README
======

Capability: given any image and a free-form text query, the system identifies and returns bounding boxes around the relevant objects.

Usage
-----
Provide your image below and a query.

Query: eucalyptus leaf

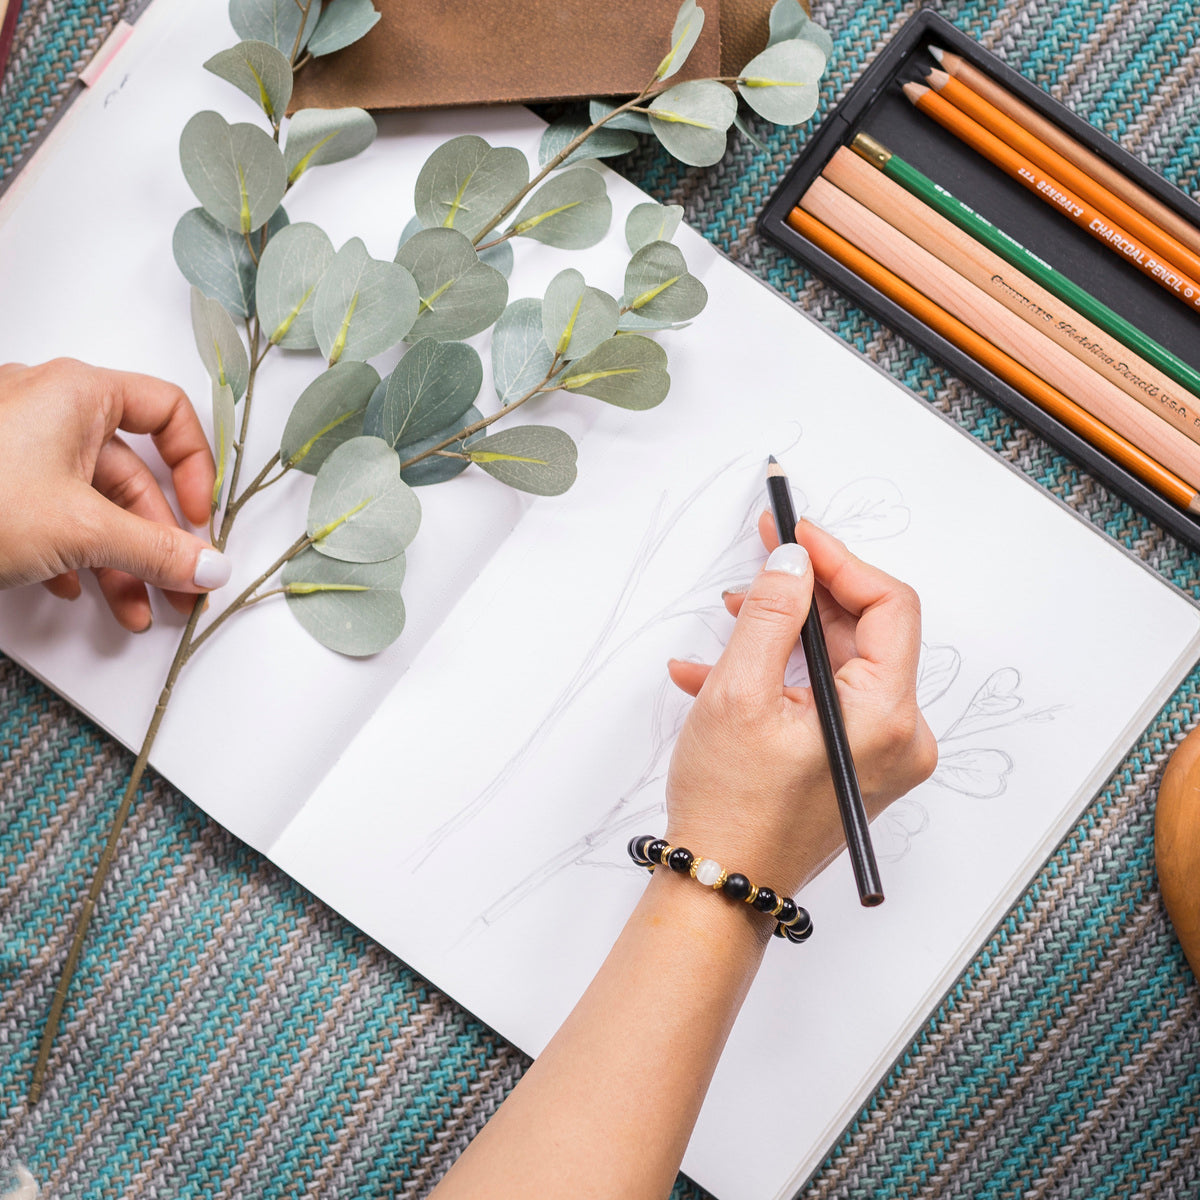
[172,205,289,319]
[625,202,684,252]
[738,39,826,126]
[542,269,618,359]
[283,547,406,657]
[492,298,554,405]
[414,135,529,241]
[229,0,319,57]
[211,381,237,509]
[589,100,653,134]
[307,436,421,562]
[479,238,514,278]
[657,0,705,79]
[204,40,293,121]
[766,0,833,58]
[284,107,377,185]
[509,169,611,249]
[559,335,670,409]
[307,0,381,56]
[538,118,638,168]
[365,338,482,448]
[395,228,508,342]
[617,310,692,333]
[648,80,736,167]
[732,109,770,153]
[256,221,335,348]
[313,238,420,364]
[180,111,287,234]
[396,405,482,486]
[622,240,708,322]
[280,360,379,473]
[467,425,578,496]
[190,287,250,400]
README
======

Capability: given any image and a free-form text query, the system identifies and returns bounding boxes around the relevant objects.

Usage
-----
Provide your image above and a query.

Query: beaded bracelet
[627,835,813,943]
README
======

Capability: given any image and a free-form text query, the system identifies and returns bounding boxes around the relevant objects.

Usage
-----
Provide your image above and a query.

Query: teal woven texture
[3,1,1200,1197]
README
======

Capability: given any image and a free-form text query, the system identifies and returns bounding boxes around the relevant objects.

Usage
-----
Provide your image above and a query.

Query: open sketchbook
[2,3,1199,1197]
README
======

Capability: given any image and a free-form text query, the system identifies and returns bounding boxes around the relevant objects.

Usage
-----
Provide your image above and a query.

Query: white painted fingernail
[193,548,232,590]
[764,543,810,577]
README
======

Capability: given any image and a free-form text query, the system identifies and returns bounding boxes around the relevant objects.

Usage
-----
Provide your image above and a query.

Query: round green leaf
[538,118,638,169]
[307,0,381,56]
[766,0,833,58]
[190,287,250,400]
[622,240,708,322]
[401,211,517,277]
[173,204,289,319]
[283,547,406,657]
[559,334,670,410]
[256,221,335,348]
[467,425,578,496]
[738,39,826,126]
[396,405,482,487]
[588,100,653,134]
[395,228,508,342]
[180,110,287,234]
[280,360,379,473]
[308,436,421,562]
[657,0,705,79]
[648,80,736,167]
[365,338,482,448]
[492,298,554,405]
[542,269,618,359]
[313,238,420,364]
[211,381,237,509]
[617,310,693,333]
[203,40,293,121]
[413,135,529,241]
[510,168,611,249]
[625,202,684,252]
[229,0,319,58]
[732,109,771,153]
[284,107,377,185]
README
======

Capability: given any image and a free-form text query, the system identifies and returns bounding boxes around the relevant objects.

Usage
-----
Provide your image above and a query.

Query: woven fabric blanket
[2,1,1199,1197]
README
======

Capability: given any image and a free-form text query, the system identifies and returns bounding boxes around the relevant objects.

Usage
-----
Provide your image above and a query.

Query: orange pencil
[925,67,1200,287]
[929,46,1200,263]
[786,195,1200,514]
[904,82,1200,317]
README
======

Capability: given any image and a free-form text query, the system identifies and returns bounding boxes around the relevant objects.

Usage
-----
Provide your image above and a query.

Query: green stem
[242,231,260,266]
[288,0,313,65]
[216,323,263,548]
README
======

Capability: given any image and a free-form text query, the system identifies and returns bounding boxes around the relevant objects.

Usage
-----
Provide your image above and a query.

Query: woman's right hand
[664,514,938,898]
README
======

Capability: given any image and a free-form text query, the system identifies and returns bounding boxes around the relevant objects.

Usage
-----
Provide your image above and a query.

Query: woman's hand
[665,514,938,896]
[0,359,230,632]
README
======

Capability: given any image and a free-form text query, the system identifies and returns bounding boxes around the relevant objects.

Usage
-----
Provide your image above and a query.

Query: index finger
[93,366,215,528]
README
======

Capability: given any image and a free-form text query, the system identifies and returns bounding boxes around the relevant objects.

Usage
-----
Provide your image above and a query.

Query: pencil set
[759,11,1200,547]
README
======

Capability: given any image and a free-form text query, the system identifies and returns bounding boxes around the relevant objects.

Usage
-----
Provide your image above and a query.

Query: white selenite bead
[694,858,723,887]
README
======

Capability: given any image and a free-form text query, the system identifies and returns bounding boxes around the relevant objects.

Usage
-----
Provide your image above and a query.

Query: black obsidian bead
[722,873,751,901]
[647,839,669,866]
[752,886,778,913]
[780,917,813,943]
[777,897,799,926]
[627,835,654,865]
[667,847,694,873]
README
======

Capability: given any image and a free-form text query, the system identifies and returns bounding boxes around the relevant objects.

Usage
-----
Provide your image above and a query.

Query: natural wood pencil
[784,203,1200,513]
[925,67,1200,287]
[797,175,1200,492]
[904,82,1200,317]
[824,145,1200,448]
[929,45,1200,262]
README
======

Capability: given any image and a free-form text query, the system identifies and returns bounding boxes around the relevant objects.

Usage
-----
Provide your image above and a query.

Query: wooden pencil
[765,456,883,907]
[925,66,1200,287]
[797,175,1200,491]
[785,203,1200,514]
[903,82,1200,317]
[824,144,1200,448]
[929,45,1200,262]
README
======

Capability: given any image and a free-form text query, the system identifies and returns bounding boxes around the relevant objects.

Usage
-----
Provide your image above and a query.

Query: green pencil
[851,131,1200,403]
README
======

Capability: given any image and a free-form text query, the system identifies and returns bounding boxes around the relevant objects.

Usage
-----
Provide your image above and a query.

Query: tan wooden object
[1156,724,1200,980]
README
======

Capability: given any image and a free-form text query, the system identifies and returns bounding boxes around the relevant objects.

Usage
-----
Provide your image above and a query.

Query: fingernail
[721,586,748,599]
[193,548,232,590]
[764,543,811,577]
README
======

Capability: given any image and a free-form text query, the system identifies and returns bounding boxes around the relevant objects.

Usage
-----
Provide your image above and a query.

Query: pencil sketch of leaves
[818,477,910,542]
[932,747,1014,799]
[916,643,961,710]
[876,797,930,862]
[942,667,1022,741]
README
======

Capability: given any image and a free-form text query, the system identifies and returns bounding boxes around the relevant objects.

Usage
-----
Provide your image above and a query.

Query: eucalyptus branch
[217,323,262,548]
[288,0,313,65]
[242,231,260,266]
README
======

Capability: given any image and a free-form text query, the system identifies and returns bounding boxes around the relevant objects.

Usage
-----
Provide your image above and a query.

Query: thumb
[711,542,814,692]
[72,491,232,593]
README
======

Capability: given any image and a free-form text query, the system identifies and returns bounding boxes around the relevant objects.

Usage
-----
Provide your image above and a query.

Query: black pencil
[766,456,884,907]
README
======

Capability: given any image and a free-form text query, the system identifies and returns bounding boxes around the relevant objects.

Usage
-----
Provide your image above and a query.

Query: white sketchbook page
[0,0,643,849]
[271,245,1200,1199]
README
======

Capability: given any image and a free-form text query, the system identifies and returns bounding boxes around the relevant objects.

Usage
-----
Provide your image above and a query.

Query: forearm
[430,866,771,1199]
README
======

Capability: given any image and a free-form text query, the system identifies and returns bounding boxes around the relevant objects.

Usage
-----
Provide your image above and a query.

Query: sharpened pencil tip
[902,81,928,104]
[927,66,950,90]
[768,454,778,464]
[928,43,945,64]
[766,456,785,478]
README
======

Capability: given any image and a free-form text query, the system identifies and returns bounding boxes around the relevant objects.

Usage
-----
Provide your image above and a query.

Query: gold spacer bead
[689,857,703,880]
[770,895,786,918]
[714,868,728,890]
[745,883,759,905]
[660,843,674,866]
